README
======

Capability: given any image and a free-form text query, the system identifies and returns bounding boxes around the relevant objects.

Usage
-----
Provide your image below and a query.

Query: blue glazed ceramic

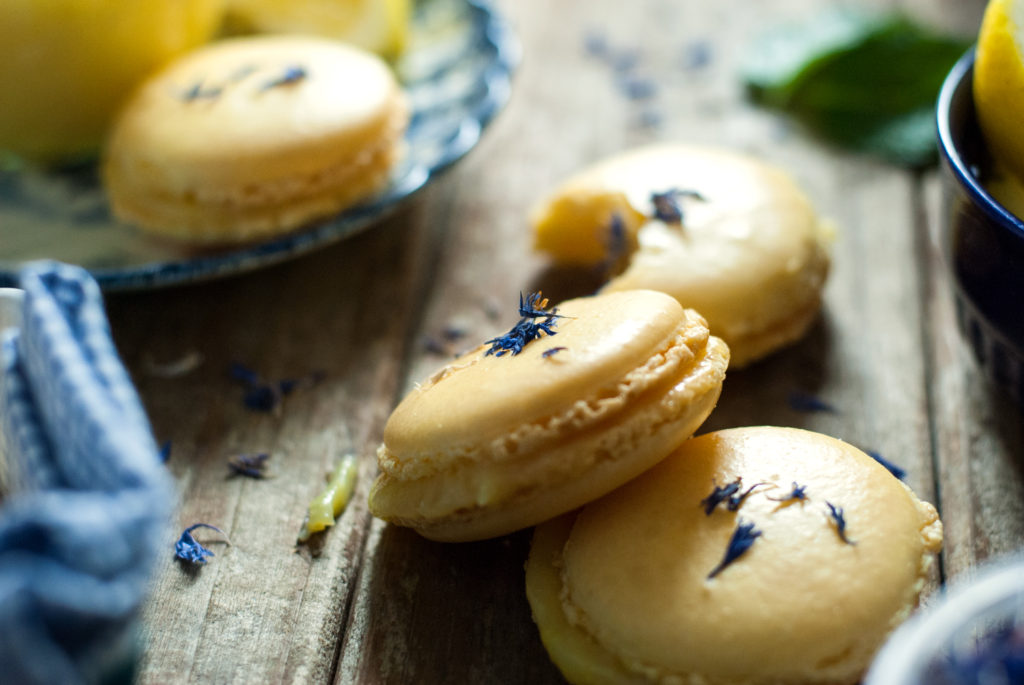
[936,49,1024,404]
[0,0,517,291]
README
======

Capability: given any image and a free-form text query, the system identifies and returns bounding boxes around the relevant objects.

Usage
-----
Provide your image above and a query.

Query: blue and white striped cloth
[0,262,171,684]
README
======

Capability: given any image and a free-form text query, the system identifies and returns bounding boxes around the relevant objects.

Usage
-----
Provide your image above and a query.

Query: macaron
[531,144,834,368]
[103,35,408,244]
[526,426,943,685]
[368,290,730,542]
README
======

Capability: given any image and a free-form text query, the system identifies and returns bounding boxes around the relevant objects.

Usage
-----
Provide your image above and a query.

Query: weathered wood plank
[920,173,1024,582]
[109,195,446,683]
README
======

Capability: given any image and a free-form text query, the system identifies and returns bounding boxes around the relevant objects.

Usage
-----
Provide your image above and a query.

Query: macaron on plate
[0,0,516,290]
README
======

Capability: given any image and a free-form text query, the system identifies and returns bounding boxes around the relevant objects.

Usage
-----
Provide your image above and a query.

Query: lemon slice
[225,0,410,58]
[975,0,1024,183]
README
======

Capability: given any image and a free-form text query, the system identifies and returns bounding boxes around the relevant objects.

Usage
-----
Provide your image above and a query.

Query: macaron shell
[531,427,941,685]
[103,35,407,241]
[534,144,832,367]
[383,290,692,465]
[108,36,400,184]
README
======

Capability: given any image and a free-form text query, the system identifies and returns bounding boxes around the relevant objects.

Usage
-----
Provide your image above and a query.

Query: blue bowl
[936,48,1024,404]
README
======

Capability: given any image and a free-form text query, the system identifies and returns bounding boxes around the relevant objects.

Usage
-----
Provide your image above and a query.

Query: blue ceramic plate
[0,0,516,290]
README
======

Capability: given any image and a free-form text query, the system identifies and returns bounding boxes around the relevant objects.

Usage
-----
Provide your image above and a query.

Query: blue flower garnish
[787,390,837,413]
[866,449,906,480]
[701,478,742,515]
[228,452,270,479]
[158,440,172,463]
[485,292,563,357]
[599,213,630,275]
[174,523,228,565]
[517,292,564,320]
[229,362,324,413]
[825,502,855,545]
[708,519,762,579]
[726,482,766,511]
[650,188,705,225]
[768,482,808,503]
[262,65,307,90]
[542,346,568,358]
[180,81,222,102]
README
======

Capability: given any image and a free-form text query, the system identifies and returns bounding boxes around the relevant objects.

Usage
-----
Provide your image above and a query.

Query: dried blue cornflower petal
[542,347,568,358]
[708,519,762,579]
[768,482,808,503]
[485,292,562,357]
[701,478,743,515]
[180,81,222,102]
[611,48,640,72]
[485,318,558,356]
[619,75,657,100]
[727,482,766,511]
[174,523,228,565]
[228,452,270,479]
[866,449,906,480]
[583,30,609,58]
[229,362,261,386]
[599,213,631,275]
[158,440,172,463]
[681,41,713,70]
[787,390,837,413]
[650,188,706,225]
[637,109,663,129]
[517,292,566,321]
[262,65,307,90]
[229,362,324,413]
[825,502,855,545]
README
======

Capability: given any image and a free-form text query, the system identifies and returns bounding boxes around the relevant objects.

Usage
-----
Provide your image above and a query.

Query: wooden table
[104,0,1024,681]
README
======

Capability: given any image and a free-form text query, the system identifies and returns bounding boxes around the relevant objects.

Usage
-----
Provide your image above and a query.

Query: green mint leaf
[742,10,972,167]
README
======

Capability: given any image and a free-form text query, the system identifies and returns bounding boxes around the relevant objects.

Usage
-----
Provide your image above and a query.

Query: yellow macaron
[103,34,408,244]
[531,144,834,368]
[526,426,942,685]
[368,290,730,542]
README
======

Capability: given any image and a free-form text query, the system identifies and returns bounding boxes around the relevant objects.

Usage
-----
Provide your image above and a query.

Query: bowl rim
[864,553,1024,683]
[936,47,1024,243]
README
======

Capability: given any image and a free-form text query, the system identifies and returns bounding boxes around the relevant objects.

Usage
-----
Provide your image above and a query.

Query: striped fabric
[0,262,171,685]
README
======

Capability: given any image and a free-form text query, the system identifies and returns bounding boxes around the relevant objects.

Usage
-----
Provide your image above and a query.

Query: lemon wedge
[0,0,224,165]
[225,0,410,58]
[975,0,1024,183]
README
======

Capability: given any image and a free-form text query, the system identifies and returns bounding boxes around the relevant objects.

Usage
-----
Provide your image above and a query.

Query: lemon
[225,0,411,58]
[975,0,1024,183]
[0,0,225,165]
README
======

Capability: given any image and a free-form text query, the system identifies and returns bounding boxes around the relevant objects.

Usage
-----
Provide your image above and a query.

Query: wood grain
[99,0,1024,682]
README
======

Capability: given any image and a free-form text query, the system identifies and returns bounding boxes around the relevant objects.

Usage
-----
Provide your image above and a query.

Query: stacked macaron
[103,35,408,244]
[368,146,940,685]
[370,290,729,541]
